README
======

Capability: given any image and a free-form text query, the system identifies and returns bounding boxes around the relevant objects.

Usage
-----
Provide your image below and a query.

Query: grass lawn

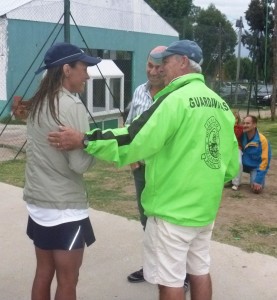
[257,118,277,156]
[0,118,276,257]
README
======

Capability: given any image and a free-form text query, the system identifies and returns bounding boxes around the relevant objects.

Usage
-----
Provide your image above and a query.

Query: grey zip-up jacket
[24,88,93,209]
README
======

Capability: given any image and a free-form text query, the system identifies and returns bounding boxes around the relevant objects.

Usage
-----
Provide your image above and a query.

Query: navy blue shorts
[27,216,96,250]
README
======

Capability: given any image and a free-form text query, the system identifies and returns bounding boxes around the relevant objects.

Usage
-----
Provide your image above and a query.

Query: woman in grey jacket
[24,42,101,300]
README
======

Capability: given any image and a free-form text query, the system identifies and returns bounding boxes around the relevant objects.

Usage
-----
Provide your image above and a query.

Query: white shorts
[143,217,214,287]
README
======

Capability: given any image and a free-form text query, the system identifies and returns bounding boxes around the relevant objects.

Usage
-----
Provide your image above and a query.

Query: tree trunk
[271,0,277,120]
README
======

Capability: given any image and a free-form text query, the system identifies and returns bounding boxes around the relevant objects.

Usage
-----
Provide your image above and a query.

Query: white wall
[4,0,178,36]
[0,18,7,101]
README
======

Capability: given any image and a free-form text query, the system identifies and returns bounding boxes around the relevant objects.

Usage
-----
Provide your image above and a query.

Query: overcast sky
[193,0,250,26]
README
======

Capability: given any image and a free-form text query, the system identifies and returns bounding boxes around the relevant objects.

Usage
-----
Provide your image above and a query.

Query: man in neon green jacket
[49,40,239,300]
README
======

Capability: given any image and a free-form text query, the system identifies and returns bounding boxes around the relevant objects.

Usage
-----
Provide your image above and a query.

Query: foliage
[224,57,252,81]
[145,0,193,38]
[242,0,275,82]
[245,0,274,32]
[240,58,253,80]
[193,5,237,79]
[145,1,238,81]
[223,56,237,80]
[145,0,192,18]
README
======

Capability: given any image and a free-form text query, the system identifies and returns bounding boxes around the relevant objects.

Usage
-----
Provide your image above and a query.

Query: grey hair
[188,59,202,73]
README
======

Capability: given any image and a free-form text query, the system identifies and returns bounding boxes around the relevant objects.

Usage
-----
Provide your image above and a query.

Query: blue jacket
[241,130,271,184]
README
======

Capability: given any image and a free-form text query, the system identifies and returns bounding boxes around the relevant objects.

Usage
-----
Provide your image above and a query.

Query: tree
[145,0,192,18]
[240,58,253,80]
[245,0,274,32]
[224,57,252,81]
[144,0,193,38]
[242,0,275,83]
[193,5,237,80]
[145,2,237,82]
[223,56,237,80]
[271,0,277,120]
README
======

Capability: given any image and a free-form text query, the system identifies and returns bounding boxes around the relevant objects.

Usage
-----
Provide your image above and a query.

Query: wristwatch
[82,134,90,148]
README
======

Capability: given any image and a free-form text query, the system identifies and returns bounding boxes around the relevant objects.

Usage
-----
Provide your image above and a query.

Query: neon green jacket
[85,73,239,226]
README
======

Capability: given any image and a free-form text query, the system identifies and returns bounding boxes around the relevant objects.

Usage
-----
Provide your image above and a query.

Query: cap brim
[79,53,102,66]
[35,54,102,75]
[148,55,163,65]
[150,50,174,60]
[35,66,47,75]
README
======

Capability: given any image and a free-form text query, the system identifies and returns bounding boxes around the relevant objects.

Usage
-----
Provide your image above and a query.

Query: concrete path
[1,182,277,300]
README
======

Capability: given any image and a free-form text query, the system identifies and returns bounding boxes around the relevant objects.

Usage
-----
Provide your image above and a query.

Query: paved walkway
[1,182,277,300]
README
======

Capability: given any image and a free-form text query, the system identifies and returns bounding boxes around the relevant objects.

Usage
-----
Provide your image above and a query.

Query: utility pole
[264,0,269,82]
[234,17,243,106]
[218,23,222,90]
[271,0,277,120]
[64,0,70,43]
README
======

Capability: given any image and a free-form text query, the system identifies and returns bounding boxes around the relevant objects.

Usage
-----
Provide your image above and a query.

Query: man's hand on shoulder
[48,126,84,151]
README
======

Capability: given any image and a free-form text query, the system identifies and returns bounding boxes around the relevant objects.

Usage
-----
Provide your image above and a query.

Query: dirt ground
[117,158,277,257]
[213,158,277,257]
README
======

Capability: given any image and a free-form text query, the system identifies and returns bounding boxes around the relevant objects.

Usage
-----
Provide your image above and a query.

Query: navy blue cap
[35,42,102,74]
[151,40,203,64]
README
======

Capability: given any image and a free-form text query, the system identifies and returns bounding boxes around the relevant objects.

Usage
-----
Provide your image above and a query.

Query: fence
[0,1,273,162]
